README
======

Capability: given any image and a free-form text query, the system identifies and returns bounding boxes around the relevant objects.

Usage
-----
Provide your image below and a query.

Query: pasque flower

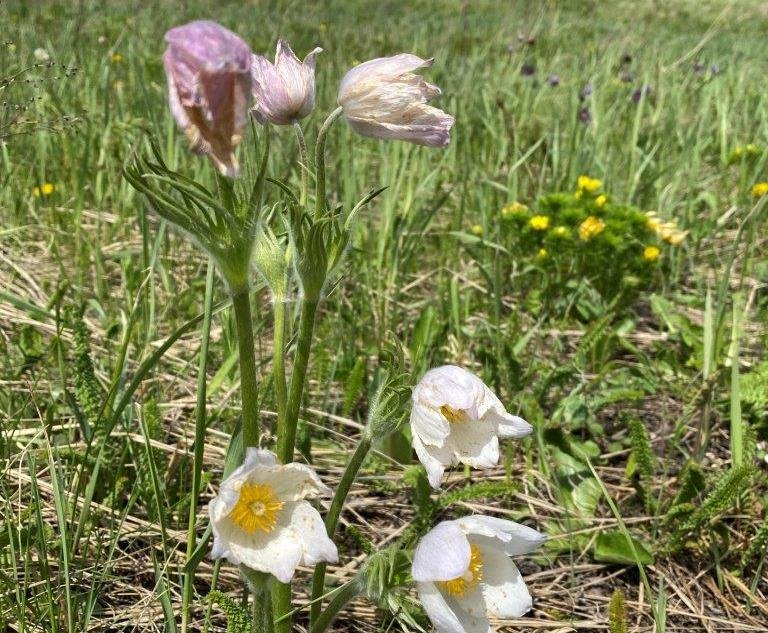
[209,448,338,582]
[251,40,322,125]
[412,515,545,633]
[410,365,532,489]
[163,20,252,177]
[337,53,454,147]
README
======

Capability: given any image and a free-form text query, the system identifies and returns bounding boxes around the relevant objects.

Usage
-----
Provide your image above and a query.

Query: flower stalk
[314,106,343,218]
[309,580,362,633]
[231,288,261,448]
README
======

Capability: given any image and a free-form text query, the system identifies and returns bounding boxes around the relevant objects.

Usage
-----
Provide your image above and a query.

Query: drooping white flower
[209,448,338,582]
[34,48,50,62]
[410,365,532,489]
[412,516,545,633]
[251,40,322,125]
[337,53,454,147]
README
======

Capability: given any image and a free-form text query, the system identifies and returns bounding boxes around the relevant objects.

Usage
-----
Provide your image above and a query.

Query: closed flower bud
[338,54,454,147]
[163,21,252,178]
[251,40,322,125]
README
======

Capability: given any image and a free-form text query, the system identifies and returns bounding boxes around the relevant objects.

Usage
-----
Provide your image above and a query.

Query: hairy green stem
[310,435,372,626]
[182,260,215,633]
[309,581,361,633]
[276,299,318,463]
[242,567,274,633]
[272,299,288,442]
[314,106,343,218]
[294,121,309,207]
[231,288,261,448]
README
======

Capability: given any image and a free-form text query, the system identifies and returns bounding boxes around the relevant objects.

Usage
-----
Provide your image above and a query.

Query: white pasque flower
[412,515,545,633]
[209,448,338,582]
[251,39,322,125]
[410,365,532,489]
[337,53,454,147]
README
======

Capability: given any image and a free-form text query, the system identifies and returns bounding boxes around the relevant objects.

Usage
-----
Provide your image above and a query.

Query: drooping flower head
[410,365,532,489]
[337,54,454,147]
[209,448,338,582]
[412,515,545,633]
[251,40,322,125]
[163,20,252,177]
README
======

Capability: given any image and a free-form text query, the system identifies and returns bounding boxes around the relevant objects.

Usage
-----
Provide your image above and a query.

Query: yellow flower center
[578,215,605,241]
[440,405,470,424]
[438,544,484,597]
[229,482,284,534]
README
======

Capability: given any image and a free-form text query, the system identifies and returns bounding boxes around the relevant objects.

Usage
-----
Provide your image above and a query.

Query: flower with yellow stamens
[413,515,546,631]
[529,215,549,231]
[410,365,532,489]
[752,182,768,198]
[643,245,661,262]
[577,175,602,193]
[32,183,55,197]
[209,448,338,582]
[578,215,605,241]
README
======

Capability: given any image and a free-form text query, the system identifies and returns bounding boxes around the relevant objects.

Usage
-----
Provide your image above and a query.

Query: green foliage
[341,355,367,417]
[68,308,104,438]
[626,417,655,512]
[208,590,252,633]
[739,509,768,573]
[594,530,654,565]
[608,589,629,633]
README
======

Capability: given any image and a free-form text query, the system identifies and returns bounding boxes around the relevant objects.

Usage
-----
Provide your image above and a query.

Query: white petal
[416,582,479,633]
[476,543,533,618]
[448,419,499,469]
[412,520,470,582]
[489,409,533,438]
[257,462,332,500]
[447,583,491,632]
[413,431,452,489]
[338,54,432,101]
[410,403,450,446]
[413,365,485,418]
[457,515,546,556]
[291,501,338,566]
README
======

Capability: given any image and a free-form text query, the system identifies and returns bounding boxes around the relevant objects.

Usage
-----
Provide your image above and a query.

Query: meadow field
[1,0,767,631]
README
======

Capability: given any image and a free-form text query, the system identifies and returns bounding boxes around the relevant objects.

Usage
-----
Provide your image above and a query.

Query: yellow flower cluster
[751,182,768,198]
[577,175,603,194]
[732,144,760,159]
[578,215,605,241]
[645,211,687,245]
[33,183,55,197]
[529,215,550,231]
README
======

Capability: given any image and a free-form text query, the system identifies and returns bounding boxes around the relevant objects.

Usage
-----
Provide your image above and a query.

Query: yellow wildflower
[529,215,550,231]
[577,175,603,194]
[645,211,662,232]
[578,215,605,241]
[552,225,570,238]
[110,52,123,64]
[643,245,661,262]
[751,182,768,197]
[536,248,548,260]
[470,224,484,236]
[501,201,528,219]
[32,183,55,197]
[595,194,607,208]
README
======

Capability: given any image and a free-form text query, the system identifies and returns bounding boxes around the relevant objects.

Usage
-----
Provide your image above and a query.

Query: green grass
[2,0,768,631]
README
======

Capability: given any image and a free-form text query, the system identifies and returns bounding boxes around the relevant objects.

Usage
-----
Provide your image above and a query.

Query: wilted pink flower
[251,40,322,125]
[337,54,454,148]
[163,21,251,177]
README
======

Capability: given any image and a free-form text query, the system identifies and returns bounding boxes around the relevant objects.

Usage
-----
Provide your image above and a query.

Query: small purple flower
[631,84,653,103]
[548,74,560,87]
[581,83,593,99]
[338,54,454,148]
[163,21,251,177]
[251,40,322,125]
[579,106,592,125]
[710,63,720,75]
[521,63,536,76]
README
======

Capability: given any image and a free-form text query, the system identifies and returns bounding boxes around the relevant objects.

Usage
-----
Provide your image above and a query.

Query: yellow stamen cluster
[440,405,470,424]
[229,482,284,534]
[577,175,602,194]
[529,215,550,231]
[645,212,687,245]
[643,245,660,262]
[752,182,768,198]
[439,544,484,597]
[32,183,55,197]
[578,215,605,241]
[501,201,528,219]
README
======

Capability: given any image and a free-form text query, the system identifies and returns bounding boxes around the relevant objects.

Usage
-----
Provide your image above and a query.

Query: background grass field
[2,0,768,631]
